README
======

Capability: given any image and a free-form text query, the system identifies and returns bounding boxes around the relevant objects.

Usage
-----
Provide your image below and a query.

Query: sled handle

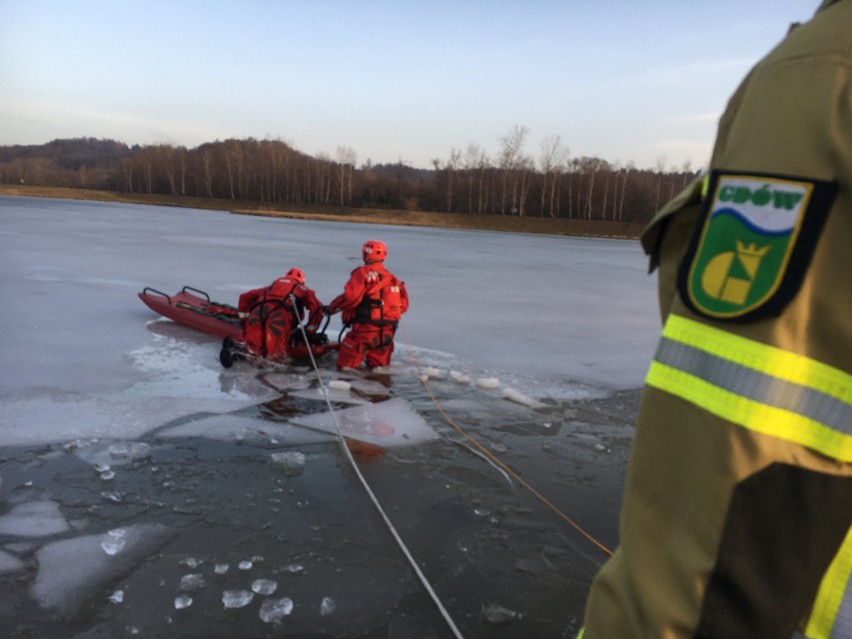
[182,286,210,302]
[142,287,172,304]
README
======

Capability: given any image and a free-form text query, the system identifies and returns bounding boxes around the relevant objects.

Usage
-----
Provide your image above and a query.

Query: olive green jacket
[582,2,852,637]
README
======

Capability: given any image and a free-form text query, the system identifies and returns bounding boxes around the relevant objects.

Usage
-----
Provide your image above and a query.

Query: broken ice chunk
[481,603,522,626]
[270,451,306,476]
[222,590,254,609]
[179,573,206,592]
[100,528,127,556]
[251,579,277,595]
[259,597,293,622]
[319,596,336,616]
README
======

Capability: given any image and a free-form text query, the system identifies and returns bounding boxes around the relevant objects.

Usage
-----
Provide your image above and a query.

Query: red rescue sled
[138,286,339,361]
[139,286,242,339]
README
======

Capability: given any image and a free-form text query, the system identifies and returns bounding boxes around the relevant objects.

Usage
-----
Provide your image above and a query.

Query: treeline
[0,129,698,223]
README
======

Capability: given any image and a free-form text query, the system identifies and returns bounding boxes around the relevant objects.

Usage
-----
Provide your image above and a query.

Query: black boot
[220,337,243,368]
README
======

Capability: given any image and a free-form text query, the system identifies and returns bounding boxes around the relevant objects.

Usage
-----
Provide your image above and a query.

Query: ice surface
[31,523,172,614]
[0,196,660,451]
[289,397,440,447]
[287,387,369,405]
[0,500,70,537]
[0,550,24,574]
[157,413,335,446]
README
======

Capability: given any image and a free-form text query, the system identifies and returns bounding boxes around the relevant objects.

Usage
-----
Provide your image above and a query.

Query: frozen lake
[0,195,660,637]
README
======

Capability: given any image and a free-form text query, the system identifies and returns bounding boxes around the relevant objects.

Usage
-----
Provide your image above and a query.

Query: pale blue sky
[1,1,817,170]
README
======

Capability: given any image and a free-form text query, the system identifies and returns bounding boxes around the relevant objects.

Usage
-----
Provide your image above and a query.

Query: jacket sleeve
[298,286,325,330]
[328,268,367,314]
[400,280,409,314]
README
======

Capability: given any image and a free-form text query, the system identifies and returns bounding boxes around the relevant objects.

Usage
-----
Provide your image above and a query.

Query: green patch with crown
[678,171,836,321]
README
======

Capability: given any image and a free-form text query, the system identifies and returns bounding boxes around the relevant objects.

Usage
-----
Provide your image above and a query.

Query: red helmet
[362,240,387,263]
[286,267,305,284]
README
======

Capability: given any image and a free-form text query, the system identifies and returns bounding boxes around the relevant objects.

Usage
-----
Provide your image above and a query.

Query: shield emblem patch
[679,171,836,321]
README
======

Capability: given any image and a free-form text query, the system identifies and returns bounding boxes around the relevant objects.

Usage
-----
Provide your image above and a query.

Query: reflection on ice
[31,523,172,614]
[287,386,368,405]
[0,500,69,537]
[158,413,335,446]
[289,397,439,447]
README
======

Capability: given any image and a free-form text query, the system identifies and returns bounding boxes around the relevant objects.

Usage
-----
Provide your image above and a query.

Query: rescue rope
[398,320,614,558]
[290,299,466,639]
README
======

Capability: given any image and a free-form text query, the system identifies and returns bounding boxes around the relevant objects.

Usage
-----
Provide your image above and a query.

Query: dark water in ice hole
[0,365,638,639]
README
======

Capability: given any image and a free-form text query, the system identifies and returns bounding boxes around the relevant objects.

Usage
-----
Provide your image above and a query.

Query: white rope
[291,299,465,639]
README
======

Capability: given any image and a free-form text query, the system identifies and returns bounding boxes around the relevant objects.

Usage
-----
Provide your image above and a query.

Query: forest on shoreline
[0,132,698,235]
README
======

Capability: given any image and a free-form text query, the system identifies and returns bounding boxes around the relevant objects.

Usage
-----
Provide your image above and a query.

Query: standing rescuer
[580,1,852,637]
[326,240,409,370]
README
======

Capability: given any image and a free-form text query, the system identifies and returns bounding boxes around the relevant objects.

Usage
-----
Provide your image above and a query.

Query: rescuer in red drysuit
[236,268,326,361]
[326,240,409,370]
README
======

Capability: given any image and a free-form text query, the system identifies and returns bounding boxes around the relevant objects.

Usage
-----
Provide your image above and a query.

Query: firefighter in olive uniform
[581,2,852,637]
[326,240,409,370]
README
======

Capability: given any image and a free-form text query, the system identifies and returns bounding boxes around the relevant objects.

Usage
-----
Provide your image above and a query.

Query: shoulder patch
[678,171,836,321]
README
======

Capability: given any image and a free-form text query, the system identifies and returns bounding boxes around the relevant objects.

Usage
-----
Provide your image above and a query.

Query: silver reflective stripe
[831,578,852,638]
[655,337,852,436]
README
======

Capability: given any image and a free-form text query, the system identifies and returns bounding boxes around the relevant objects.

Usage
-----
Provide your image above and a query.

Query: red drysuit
[238,276,325,361]
[328,262,408,369]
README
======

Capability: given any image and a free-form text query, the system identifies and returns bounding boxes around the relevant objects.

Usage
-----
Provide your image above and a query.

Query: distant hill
[0,137,132,170]
[0,137,696,224]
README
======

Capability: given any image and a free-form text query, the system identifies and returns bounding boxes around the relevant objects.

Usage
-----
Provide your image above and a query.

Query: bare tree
[654,155,667,211]
[336,146,357,207]
[497,125,529,215]
[539,135,568,217]
[200,149,214,198]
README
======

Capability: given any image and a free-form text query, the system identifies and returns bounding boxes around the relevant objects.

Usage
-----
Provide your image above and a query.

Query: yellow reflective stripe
[647,315,852,462]
[663,315,852,402]
[805,526,852,638]
[647,362,852,460]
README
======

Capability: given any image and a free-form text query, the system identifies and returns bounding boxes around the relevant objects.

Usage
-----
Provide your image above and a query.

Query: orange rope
[400,321,613,558]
